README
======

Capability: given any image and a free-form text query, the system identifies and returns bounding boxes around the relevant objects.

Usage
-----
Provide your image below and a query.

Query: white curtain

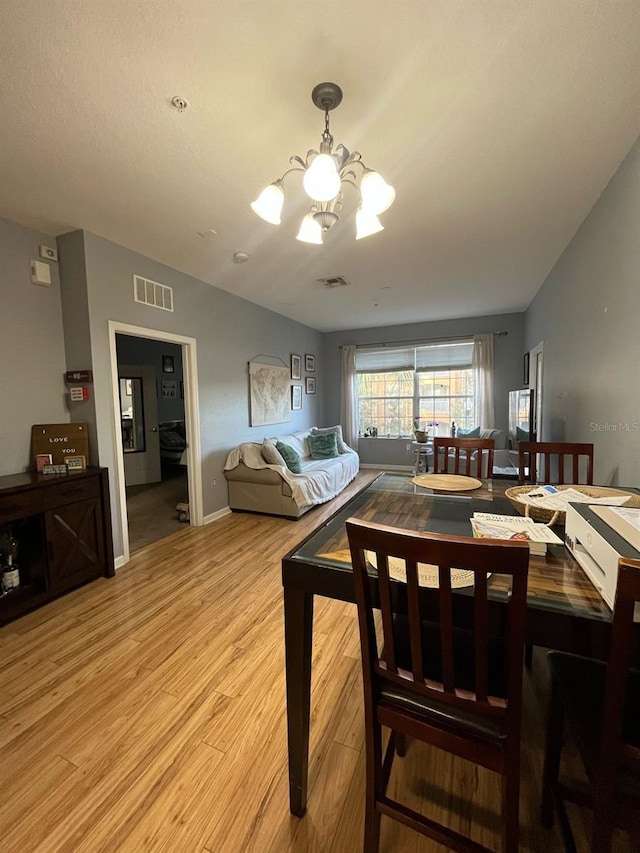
[340,345,359,449]
[473,334,494,429]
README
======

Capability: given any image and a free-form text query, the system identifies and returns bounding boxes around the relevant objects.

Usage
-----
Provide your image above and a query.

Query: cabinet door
[45,498,105,595]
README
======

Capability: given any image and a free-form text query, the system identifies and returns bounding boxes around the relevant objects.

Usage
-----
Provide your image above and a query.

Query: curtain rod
[338,331,508,350]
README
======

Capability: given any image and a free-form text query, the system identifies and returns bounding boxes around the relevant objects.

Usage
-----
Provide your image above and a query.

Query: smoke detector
[233,251,250,264]
[317,275,350,288]
[171,96,190,112]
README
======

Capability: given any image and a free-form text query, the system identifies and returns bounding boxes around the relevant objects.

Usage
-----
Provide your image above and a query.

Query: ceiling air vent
[317,275,351,289]
[133,275,174,312]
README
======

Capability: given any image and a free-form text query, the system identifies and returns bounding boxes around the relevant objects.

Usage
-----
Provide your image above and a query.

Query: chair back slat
[346,518,529,721]
[600,558,640,775]
[473,570,489,703]
[377,552,397,673]
[433,438,495,479]
[518,441,594,485]
[406,559,424,682]
[437,565,455,693]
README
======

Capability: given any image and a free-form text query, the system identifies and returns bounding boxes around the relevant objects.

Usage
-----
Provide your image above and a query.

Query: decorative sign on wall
[64,370,93,383]
[31,423,90,467]
[249,362,291,426]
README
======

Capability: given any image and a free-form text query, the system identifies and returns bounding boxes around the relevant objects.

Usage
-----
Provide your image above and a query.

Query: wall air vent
[317,275,351,289]
[133,275,174,312]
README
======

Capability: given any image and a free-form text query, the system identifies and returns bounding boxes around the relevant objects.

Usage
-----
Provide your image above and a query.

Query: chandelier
[251,82,395,244]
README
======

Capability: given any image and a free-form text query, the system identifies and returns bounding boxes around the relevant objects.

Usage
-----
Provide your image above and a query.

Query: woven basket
[504,484,640,526]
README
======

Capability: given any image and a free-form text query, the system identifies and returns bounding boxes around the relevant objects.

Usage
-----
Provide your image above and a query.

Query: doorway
[117,354,188,552]
[109,322,202,565]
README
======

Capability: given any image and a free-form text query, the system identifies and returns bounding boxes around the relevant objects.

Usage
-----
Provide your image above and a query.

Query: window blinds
[355,340,473,373]
[415,341,473,371]
[355,347,415,373]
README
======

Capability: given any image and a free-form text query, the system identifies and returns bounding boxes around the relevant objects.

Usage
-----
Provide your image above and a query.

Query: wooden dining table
[281,472,639,817]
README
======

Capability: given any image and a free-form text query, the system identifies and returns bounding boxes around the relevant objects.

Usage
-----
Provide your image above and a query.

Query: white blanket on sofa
[224,440,359,508]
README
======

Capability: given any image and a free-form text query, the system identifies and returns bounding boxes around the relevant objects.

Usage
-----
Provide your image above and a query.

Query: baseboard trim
[204,506,232,525]
[114,555,127,571]
[359,464,414,472]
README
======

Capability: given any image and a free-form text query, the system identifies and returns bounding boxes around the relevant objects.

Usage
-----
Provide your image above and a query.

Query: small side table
[412,440,432,474]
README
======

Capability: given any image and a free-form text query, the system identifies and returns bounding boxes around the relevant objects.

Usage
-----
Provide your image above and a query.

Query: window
[356,341,475,436]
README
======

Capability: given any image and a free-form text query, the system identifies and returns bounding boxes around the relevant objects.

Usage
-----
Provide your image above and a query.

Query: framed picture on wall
[291,353,301,380]
[291,385,302,410]
[305,376,316,394]
[304,354,315,372]
[162,380,177,398]
[162,355,175,373]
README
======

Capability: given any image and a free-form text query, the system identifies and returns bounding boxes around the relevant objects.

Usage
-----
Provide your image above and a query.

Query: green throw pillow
[276,441,302,473]
[308,432,339,460]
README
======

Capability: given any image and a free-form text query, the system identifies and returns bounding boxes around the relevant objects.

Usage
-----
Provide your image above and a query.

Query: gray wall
[63,230,323,557]
[525,135,640,486]
[322,313,525,466]
[0,219,323,559]
[0,217,67,475]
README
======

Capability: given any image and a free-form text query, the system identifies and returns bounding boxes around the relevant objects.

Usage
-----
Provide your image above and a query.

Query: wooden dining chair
[433,437,495,479]
[518,441,594,485]
[540,557,640,851]
[518,441,594,668]
[346,517,529,853]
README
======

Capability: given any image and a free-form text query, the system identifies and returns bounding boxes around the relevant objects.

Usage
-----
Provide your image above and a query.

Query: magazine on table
[470,512,563,555]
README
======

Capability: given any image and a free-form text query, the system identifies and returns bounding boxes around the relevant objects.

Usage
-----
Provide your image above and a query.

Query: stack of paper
[470,512,563,555]
[516,485,631,512]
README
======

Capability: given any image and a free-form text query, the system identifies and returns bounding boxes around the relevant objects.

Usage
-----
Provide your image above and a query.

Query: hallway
[125,465,189,552]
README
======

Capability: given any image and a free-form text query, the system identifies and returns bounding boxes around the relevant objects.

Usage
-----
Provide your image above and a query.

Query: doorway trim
[529,340,544,440]
[108,321,202,565]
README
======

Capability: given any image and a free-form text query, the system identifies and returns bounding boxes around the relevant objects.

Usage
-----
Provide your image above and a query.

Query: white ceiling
[2,1,640,332]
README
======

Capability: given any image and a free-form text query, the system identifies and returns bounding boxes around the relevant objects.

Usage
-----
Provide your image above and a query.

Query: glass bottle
[1,528,20,592]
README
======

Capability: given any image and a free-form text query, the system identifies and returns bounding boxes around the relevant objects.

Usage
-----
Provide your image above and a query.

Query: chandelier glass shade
[251,83,395,244]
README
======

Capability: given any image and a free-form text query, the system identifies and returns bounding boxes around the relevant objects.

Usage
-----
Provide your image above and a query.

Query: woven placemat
[412,473,483,491]
[366,552,481,588]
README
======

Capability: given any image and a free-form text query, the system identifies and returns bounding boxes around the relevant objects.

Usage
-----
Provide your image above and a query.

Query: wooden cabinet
[0,467,114,624]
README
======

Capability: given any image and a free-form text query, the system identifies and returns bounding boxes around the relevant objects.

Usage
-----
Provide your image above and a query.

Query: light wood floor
[0,470,632,852]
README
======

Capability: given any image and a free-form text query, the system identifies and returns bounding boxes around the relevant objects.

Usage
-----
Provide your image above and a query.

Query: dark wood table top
[283,473,631,628]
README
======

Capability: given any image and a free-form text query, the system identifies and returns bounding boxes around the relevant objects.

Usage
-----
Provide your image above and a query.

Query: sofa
[224,426,359,519]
